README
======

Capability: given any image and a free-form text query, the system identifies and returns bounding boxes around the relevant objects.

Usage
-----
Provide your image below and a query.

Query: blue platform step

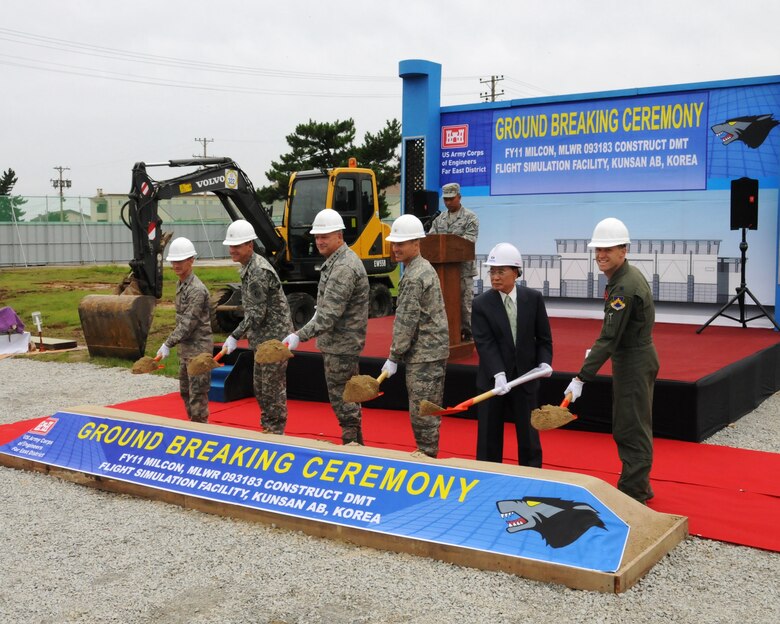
[208,348,254,403]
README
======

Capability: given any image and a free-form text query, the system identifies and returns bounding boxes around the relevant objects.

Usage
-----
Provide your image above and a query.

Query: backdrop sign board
[0,410,630,574]
[425,76,780,307]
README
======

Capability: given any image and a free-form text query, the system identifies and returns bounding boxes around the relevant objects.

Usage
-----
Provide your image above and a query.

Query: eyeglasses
[488,268,514,276]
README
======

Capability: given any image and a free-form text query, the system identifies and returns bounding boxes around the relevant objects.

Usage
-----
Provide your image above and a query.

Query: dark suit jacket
[471,285,553,392]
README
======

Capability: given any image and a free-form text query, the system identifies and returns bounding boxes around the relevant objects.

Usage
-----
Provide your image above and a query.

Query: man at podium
[428,182,479,341]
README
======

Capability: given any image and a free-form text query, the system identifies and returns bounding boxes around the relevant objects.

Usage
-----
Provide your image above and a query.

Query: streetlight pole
[51,166,71,222]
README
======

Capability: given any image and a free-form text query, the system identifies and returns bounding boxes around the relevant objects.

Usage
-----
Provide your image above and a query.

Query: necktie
[504,295,517,343]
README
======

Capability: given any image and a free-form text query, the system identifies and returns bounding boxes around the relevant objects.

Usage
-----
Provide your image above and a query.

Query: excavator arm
[124,158,287,296]
[79,157,287,359]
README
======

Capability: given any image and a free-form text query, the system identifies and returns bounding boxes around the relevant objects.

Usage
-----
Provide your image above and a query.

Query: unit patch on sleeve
[609,296,626,311]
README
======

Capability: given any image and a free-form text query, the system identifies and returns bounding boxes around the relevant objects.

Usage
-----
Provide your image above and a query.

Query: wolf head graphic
[496,497,606,549]
[711,114,779,149]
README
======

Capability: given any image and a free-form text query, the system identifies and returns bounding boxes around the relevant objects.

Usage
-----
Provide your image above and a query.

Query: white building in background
[474,239,742,304]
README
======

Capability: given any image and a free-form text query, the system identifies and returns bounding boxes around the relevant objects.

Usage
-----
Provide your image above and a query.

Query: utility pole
[194,137,214,158]
[480,75,505,102]
[51,166,71,222]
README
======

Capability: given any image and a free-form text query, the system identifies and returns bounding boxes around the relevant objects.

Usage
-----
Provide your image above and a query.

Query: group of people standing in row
[155,181,658,505]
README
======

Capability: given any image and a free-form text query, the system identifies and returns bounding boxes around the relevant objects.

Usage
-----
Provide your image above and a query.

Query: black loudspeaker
[410,190,439,219]
[730,177,758,230]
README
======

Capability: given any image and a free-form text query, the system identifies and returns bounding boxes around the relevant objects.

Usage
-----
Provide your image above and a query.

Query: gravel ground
[1,359,778,624]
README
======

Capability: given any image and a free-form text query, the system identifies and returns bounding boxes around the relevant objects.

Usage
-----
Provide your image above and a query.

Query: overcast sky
[2,0,778,202]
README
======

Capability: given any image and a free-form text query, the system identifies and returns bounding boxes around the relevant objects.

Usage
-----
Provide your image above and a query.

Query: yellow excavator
[78,157,397,359]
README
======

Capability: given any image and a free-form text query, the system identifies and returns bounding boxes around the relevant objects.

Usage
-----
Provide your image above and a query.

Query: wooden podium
[420,233,475,360]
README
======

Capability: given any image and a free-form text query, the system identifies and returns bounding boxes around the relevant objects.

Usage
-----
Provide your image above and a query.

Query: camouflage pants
[406,360,446,457]
[461,273,473,337]
[178,360,211,423]
[253,360,288,434]
[322,352,363,444]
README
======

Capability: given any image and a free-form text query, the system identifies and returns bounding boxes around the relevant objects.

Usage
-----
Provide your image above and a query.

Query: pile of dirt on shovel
[419,400,443,417]
[187,353,221,376]
[254,339,293,364]
[342,375,379,403]
[131,356,158,375]
[530,404,576,430]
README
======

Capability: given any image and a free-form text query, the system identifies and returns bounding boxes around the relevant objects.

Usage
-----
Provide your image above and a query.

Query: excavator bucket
[78,294,157,360]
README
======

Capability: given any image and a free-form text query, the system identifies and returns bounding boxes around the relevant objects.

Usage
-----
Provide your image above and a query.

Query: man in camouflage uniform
[428,182,479,341]
[381,214,449,458]
[565,218,659,504]
[222,220,293,435]
[283,209,369,445]
[157,237,213,424]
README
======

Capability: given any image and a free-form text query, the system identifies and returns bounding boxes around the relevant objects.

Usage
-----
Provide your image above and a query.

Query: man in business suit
[471,243,553,467]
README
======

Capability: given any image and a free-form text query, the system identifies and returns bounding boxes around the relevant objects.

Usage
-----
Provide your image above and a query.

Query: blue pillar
[399,59,441,213]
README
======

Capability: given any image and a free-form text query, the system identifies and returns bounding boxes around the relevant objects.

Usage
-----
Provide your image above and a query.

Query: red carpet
[3,392,773,551]
[275,316,780,382]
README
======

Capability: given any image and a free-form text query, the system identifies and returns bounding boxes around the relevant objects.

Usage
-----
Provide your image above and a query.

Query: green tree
[258,118,401,218]
[0,168,27,222]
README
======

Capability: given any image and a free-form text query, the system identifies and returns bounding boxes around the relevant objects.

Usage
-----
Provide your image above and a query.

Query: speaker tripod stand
[697,227,780,333]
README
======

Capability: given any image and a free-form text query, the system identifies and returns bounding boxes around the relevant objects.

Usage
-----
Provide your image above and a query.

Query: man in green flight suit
[564,217,659,504]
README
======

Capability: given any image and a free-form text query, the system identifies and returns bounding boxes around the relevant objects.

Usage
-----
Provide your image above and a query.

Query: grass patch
[1,264,237,375]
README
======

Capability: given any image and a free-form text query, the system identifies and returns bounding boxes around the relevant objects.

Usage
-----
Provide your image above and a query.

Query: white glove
[156,344,170,360]
[493,372,511,395]
[224,335,238,354]
[381,359,398,378]
[538,362,553,375]
[282,333,300,350]
[565,377,584,402]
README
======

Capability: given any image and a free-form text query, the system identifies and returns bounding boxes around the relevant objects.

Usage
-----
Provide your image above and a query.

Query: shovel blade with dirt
[187,348,227,376]
[254,339,294,364]
[342,370,389,403]
[420,364,553,417]
[531,393,577,430]
[131,354,163,375]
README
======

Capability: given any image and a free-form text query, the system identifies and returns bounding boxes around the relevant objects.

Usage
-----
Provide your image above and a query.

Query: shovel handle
[561,393,572,408]
[459,389,497,409]
[376,370,389,384]
[214,348,227,363]
[153,354,162,362]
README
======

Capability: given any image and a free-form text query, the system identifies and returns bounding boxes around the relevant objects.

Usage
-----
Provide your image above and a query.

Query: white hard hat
[166,237,197,261]
[587,217,631,248]
[222,219,257,245]
[309,209,345,234]
[484,242,523,269]
[386,214,426,242]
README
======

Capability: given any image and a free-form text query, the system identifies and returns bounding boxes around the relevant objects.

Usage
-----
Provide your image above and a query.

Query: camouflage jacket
[231,253,293,348]
[389,254,449,363]
[165,272,213,359]
[297,243,369,355]
[428,205,479,277]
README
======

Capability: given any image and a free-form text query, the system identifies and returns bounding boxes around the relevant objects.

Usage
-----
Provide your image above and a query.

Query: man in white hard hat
[156,237,213,423]
[282,209,370,445]
[564,217,659,504]
[471,242,552,467]
[222,220,294,434]
[381,214,449,457]
[428,182,479,341]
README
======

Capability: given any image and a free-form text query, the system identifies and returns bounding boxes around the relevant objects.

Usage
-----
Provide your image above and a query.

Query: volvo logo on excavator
[195,175,226,189]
